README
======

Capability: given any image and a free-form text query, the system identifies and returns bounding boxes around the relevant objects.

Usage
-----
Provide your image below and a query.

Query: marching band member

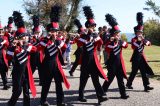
[102,14,129,99]
[126,12,154,92]
[76,6,108,105]
[30,15,43,85]
[39,5,70,106]
[4,17,15,45]
[0,22,10,90]
[7,11,37,106]
[68,19,85,76]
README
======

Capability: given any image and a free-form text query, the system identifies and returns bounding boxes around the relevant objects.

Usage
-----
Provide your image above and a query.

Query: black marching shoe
[3,85,11,90]
[144,86,154,92]
[69,71,73,76]
[98,96,108,105]
[78,96,87,102]
[57,102,66,106]
[121,94,129,99]
[40,101,50,106]
[126,84,133,89]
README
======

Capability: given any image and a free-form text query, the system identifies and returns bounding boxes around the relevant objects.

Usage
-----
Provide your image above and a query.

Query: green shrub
[144,19,160,45]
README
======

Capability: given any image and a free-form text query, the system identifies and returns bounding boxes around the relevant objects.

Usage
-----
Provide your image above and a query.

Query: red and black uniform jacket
[76,32,108,81]
[72,37,83,64]
[0,36,9,68]
[130,36,154,75]
[4,31,15,45]
[38,37,70,89]
[29,36,41,66]
[6,43,37,98]
[105,39,128,79]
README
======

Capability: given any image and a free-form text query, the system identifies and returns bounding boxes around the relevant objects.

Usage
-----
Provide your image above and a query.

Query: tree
[144,0,160,45]
[64,0,83,32]
[23,0,83,32]
[143,19,160,45]
[145,0,160,17]
[24,21,32,29]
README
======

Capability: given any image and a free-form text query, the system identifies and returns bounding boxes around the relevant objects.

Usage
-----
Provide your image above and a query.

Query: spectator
[64,34,74,69]
[97,27,103,63]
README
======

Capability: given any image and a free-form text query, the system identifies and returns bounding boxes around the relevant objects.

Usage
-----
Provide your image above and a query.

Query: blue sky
[0,0,159,33]
[0,0,25,24]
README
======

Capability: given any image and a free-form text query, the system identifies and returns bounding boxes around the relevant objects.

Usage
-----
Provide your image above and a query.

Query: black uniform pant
[30,53,43,85]
[79,60,104,98]
[79,71,104,98]
[8,69,30,106]
[70,54,80,73]
[0,63,8,86]
[41,68,64,104]
[127,59,149,88]
[31,60,43,84]
[102,65,126,96]
[103,50,108,65]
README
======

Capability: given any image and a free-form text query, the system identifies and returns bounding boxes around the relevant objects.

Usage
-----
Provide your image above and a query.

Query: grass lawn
[71,44,160,80]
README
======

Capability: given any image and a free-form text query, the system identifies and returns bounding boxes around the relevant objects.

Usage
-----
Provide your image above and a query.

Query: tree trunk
[64,0,82,32]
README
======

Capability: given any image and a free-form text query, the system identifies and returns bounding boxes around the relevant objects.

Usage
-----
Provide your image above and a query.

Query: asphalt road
[0,67,159,106]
